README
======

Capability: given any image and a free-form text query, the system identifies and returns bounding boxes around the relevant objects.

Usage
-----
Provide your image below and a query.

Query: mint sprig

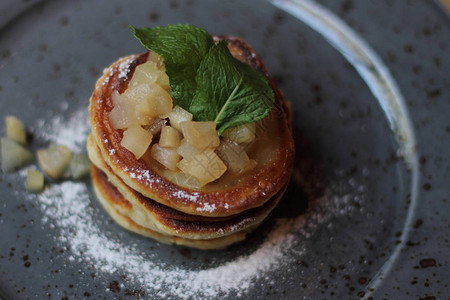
[190,41,274,135]
[131,24,213,110]
[130,24,274,135]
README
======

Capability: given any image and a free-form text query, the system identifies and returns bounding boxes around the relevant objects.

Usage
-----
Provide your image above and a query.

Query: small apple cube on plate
[37,144,72,179]
[5,115,27,145]
[69,153,91,179]
[1,137,33,172]
[26,168,44,192]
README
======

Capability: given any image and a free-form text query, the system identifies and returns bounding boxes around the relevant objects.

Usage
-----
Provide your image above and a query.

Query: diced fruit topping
[37,144,72,179]
[126,83,172,118]
[109,83,172,130]
[109,94,138,129]
[148,51,165,67]
[146,118,167,135]
[128,60,170,91]
[5,115,27,145]
[222,123,256,144]
[108,53,260,187]
[151,144,181,171]
[177,149,227,185]
[1,137,34,172]
[69,153,91,179]
[180,121,220,150]
[163,105,193,131]
[121,125,153,159]
[26,168,44,192]
[159,126,182,148]
[176,139,200,160]
[216,139,255,174]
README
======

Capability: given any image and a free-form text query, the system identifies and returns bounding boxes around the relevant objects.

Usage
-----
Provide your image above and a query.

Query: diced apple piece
[216,139,255,174]
[123,83,151,113]
[151,144,181,171]
[110,91,138,129]
[176,158,191,174]
[37,144,72,179]
[125,83,172,118]
[111,90,123,106]
[135,103,156,127]
[148,51,164,67]
[137,115,155,126]
[146,53,170,90]
[26,168,44,192]
[1,137,33,172]
[177,149,227,184]
[146,118,167,135]
[130,61,170,91]
[159,126,182,148]
[176,139,200,160]
[146,83,173,117]
[129,61,161,88]
[163,106,193,131]
[181,121,220,150]
[155,71,170,91]
[222,123,256,144]
[121,125,153,159]
[5,115,27,145]
[109,101,137,129]
[69,153,91,179]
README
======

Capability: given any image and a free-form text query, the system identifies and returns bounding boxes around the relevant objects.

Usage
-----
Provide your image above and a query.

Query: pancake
[89,135,286,240]
[92,171,254,250]
[89,36,294,217]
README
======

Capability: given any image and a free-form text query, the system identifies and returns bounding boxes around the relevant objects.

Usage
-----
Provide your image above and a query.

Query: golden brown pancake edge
[88,36,294,217]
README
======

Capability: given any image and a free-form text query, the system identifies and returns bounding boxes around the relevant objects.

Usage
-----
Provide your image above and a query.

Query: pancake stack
[87,36,294,249]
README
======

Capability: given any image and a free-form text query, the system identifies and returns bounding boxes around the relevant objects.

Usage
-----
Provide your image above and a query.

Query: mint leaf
[131,25,275,135]
[189,41,274,135]
[131,24,214,110]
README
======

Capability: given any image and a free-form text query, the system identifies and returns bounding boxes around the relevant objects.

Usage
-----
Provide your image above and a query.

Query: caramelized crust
[89,36,294,217]
[92,170,253,250]
[88,134,282,223]
[91,165,285,240]
[89,143,285,239]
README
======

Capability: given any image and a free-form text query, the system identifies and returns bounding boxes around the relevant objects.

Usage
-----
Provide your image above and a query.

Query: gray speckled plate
[0,0,448,299]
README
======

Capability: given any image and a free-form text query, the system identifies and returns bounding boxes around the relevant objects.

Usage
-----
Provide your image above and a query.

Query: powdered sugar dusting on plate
[35,107,90,152]
[23,180,362,299]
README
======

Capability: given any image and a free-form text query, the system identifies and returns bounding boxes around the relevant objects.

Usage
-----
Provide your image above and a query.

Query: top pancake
[89,36,294,217]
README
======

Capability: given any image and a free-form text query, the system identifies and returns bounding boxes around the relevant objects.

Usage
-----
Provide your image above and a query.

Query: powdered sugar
[172,190,200,202]
[124,167,154,185]
[196,201,216,212]
[117,57,134,80]
[35,107,90,152]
